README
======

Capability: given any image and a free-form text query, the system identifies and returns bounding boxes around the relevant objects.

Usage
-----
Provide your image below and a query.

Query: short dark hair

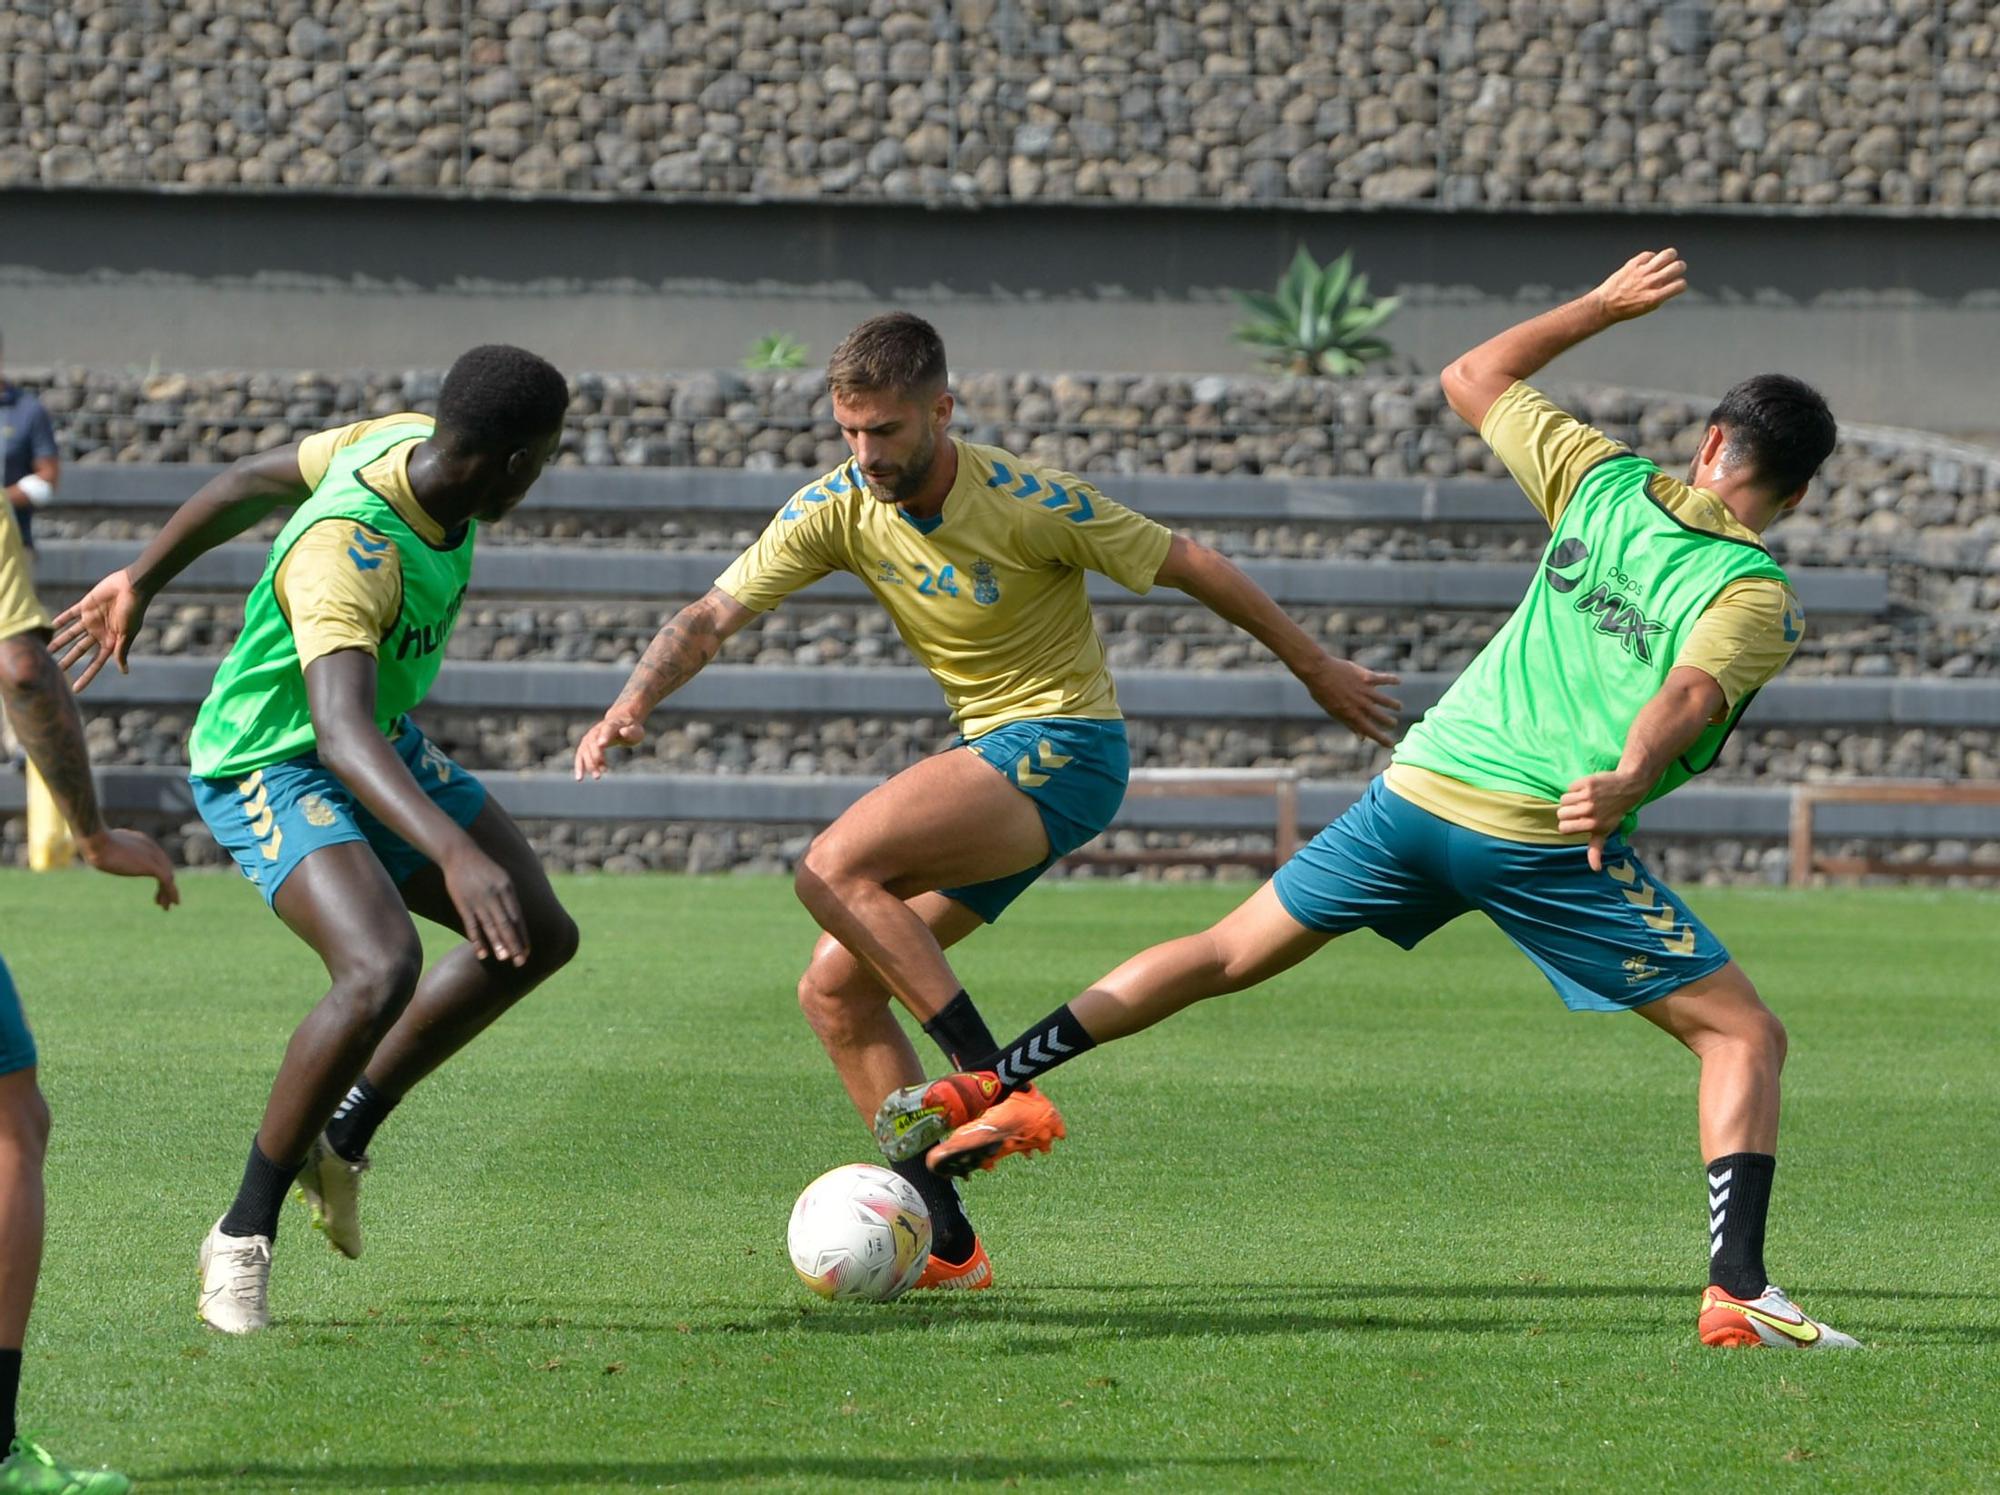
[1705,374,1836,499]
[434,344,569,454]
[825,313,947,400]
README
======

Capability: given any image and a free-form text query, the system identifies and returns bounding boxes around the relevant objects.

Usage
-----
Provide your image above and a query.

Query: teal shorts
[192,717,488,907]
[1271,777,1730,1013]
[942,717,1130,923]
[0,955,36,1077]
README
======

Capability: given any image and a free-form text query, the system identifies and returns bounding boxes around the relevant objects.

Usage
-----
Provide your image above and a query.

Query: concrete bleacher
[15,452,1993,883]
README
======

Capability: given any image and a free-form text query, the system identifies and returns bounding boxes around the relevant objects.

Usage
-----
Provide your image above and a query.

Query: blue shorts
[942,717,1130,923]
[0,955,36,1077]
[1271,777,1731,1013]
[193,718,488,907]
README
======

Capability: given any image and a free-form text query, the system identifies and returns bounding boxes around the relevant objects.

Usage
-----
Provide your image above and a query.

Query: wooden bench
[1788,780,2000,885]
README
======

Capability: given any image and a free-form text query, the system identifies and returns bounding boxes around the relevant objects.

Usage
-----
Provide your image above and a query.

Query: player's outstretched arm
[1441,248,1688,432]
[305,649,527,965]
[51,443,314,690]
[1557,665,1724,871]
[574,587,756,779]
[1152,535,1402,748]
[0,632,179,908]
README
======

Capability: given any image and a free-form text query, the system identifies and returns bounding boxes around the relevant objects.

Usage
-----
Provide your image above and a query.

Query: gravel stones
[0,2,1989,208]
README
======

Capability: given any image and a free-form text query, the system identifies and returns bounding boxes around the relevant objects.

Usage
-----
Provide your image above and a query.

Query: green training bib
[1394,455,1791,830]
[188,421,474,779]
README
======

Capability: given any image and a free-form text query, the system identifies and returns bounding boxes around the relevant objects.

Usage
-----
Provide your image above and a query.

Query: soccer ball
[787,1163,933,1302]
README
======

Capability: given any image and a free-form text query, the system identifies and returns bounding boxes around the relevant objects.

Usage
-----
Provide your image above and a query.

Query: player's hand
[1299,655,1402,749]
[573,712,646,781]
[76,827,180,910]
[442,845,528,967]
[1592,248,1687,324]
[51,568,150,692]
[1557,770,1648,871]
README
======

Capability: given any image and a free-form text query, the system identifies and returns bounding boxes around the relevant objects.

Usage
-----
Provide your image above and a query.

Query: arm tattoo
[0,637,104,839]
[615,603,723,717]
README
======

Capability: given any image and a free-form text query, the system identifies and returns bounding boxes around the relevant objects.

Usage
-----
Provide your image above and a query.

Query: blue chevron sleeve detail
[985,461,1015,489]
[1011,473,1043,501]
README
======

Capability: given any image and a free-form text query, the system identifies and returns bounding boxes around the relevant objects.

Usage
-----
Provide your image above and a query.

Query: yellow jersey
[275,414,450,669]
[0,500,47,644]
[716,440,1174,737]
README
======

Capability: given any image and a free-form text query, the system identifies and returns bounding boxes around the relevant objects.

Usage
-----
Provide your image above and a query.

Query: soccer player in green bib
[53,346,580,1334]
[576,313,1401,1289]
[877,250,1861,1350]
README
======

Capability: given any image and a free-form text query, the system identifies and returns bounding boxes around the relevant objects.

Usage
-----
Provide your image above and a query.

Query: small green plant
[742,333,810,371]
[1233,247,1399,376]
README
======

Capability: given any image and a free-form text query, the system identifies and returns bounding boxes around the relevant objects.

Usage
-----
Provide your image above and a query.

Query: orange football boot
[925,1085,1067,1177]
[911,1237,994,1291]
[1698,1284,1860,1349]
[873,1071,1004,1161]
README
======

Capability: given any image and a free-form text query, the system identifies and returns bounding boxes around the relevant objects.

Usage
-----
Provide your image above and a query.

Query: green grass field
[3,869,1996,1492]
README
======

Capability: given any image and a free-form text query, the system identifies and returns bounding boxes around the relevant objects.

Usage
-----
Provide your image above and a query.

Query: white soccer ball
[787,1163,933,1302]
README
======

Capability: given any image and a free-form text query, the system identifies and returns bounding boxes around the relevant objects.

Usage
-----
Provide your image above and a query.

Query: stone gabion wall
[0,2,1994,211]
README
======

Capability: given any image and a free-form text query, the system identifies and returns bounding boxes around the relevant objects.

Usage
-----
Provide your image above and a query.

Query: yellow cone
[26,759,75,871]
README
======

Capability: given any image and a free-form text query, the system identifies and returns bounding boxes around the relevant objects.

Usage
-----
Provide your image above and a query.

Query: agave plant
[742,332,810,371]
[1233,247,1399,377]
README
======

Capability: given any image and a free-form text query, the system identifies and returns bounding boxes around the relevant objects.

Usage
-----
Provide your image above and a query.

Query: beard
[862,428,937,504]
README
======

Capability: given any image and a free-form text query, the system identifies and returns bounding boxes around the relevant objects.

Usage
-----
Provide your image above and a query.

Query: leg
[362,798,580,1102]
[256,846,427,1169]
[902,883,1339,1177]
[794,749,1050,1020]
[1635,960,1786,1159]
[0,1070,48,1447]
[798,892,987,1123]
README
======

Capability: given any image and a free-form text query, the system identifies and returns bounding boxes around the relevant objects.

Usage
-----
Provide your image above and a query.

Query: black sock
[891,1157,975,1263]
[0,1347,19,1451]
[1706,1152,1776,1298]
[324,1077,397,1162]
[219,1141,302,1241]
[975,1003,1097,1091]
[921,991,999,1071]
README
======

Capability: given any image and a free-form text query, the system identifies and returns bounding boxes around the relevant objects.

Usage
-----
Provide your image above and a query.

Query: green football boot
[0,1437,131,1494]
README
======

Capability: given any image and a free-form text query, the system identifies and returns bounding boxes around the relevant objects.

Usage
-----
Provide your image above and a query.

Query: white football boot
[1698,1283,1860,1349]
[295,1133,368,1259]
[197,1218,272,1334]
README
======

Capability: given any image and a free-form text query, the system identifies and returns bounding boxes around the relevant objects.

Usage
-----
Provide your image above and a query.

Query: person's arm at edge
[51,443,315,688]
[1440,248,1688,433]
[1152,534,1401,748]
[1556,665,1725,871]
[0,629,179,906]
[573,586,758,779]
[305,648,526,964]
[4,456,57,512]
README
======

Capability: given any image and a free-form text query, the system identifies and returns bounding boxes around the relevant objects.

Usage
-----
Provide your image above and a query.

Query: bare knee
[0,1080,51,1163]
[527,907,581,978]
[797,959,879,1044]
[328,940,424,1038]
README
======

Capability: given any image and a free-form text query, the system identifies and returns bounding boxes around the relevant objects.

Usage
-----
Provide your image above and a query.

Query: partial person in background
[0,332,60,808]
[0,485,179,1494]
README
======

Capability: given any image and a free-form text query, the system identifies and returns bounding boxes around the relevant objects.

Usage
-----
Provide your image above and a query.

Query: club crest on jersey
[1575,581,1668,663]
[972,559,1000,605]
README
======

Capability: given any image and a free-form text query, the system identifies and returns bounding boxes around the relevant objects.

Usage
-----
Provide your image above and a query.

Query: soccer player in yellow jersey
[55,348,580,1334]
[0,493,177,1493]
[878,252,1860,1349]
[576,313,1401,1286]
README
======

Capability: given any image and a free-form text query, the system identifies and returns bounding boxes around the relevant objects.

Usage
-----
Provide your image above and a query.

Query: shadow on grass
[284,1282,1998,1347]
[146,1452,1307,1490]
